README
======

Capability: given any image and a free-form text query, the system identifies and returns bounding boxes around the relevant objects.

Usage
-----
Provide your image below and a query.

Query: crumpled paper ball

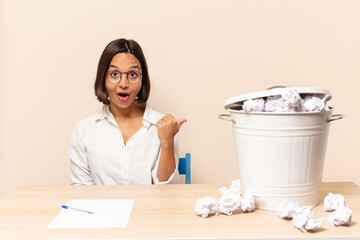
[194,196,218,218]
[292,206,324,233]
[276,200,299,219]
[327,205,352,226]
[218,183,241,215]
[324,192,347,212]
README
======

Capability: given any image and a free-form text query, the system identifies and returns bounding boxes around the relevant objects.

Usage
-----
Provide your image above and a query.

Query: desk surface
[0,182,359,239]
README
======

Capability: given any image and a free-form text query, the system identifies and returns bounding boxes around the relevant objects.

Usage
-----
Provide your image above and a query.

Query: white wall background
[1,0,359,197]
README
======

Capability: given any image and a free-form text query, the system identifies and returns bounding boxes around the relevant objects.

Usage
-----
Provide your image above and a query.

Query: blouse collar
[95,103,158,129]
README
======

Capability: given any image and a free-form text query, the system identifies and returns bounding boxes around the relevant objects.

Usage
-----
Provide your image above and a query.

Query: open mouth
[117,92,130,101]
[118,93,129,97]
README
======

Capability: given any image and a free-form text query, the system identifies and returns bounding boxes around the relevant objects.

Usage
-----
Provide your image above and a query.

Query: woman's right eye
[110,71,119,78]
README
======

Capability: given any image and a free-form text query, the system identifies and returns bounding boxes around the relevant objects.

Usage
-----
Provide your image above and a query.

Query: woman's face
[106,53,142,111]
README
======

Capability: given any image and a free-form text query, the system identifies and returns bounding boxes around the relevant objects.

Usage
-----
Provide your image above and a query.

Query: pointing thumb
[177,118,187,129]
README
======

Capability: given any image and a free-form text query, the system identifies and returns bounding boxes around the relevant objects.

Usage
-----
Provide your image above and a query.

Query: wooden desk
[0,182,359,239]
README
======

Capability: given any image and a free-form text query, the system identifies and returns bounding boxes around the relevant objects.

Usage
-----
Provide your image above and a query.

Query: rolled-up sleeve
[68,123,94,185]
[151,136,180,184]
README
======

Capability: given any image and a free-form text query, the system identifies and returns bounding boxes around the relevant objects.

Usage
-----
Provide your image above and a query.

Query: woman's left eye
[129,71,137,78]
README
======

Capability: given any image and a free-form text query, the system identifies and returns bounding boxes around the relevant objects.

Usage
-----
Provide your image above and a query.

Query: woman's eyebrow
[108,65,140,70]
[108,64,118,69]
[129,65,140,70]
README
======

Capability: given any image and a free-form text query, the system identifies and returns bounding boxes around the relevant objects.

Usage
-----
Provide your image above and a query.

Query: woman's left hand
[157,114,187,147]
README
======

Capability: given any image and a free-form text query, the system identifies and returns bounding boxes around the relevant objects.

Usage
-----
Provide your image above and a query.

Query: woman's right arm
[68,123,94,185]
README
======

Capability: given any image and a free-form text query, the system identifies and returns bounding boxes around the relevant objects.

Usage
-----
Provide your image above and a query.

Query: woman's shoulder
[72,106,107,132]
[144,103,165,123]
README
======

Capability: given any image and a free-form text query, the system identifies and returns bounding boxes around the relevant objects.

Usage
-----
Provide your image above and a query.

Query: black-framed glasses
[106,70,142,84]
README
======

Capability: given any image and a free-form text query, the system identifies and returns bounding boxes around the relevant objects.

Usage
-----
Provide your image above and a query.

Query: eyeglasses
[106,70,142,84]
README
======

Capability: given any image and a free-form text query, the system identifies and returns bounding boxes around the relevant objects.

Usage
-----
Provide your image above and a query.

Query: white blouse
[68,103,179,185]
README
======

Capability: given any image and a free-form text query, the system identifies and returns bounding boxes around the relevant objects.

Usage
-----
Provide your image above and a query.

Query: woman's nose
[118,74,129,88]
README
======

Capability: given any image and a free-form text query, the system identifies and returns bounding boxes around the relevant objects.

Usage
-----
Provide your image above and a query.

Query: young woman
[68,38,186,185]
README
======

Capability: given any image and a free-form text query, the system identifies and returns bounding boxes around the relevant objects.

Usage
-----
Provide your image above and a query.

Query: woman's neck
[109,102,146,121]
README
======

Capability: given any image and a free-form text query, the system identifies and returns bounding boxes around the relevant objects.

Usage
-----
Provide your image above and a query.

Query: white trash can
[219,87,343,210]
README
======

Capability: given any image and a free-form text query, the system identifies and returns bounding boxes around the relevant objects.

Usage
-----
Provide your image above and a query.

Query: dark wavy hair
[94,38,150,104]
